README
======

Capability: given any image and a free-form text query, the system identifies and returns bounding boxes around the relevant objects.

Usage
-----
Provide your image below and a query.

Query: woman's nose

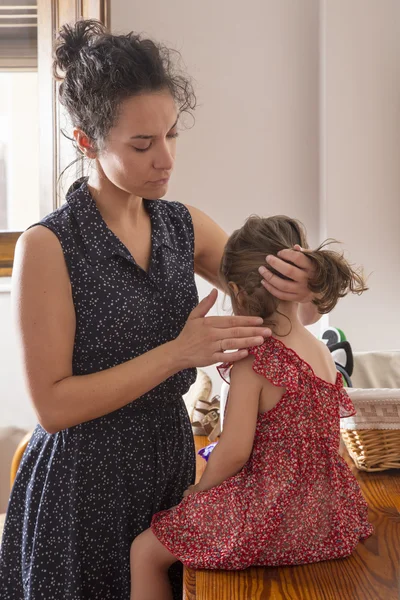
[153,140,174,171]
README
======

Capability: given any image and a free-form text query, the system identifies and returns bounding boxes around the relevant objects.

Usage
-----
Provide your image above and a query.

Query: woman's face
[97,90,179,199]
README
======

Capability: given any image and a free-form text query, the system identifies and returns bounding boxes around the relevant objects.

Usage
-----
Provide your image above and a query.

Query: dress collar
[66,178,174,264]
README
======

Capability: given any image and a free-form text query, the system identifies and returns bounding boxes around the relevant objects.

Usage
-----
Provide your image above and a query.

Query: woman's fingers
[258,247,317,303]
[261,276,314,302]
[260,269,301,294]
[178,295,272,369]
[219,335,266,352]
[277,247,315,273]
[206,322,270,340]
[260,278,300,301]
[262,255,308,282]
[206,315,264,328]
[189,288,218,319]
[220,327,270,342]
[213,349,249,363]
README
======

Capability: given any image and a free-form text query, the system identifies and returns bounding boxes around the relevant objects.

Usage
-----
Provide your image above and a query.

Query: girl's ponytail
[305,240,368,314]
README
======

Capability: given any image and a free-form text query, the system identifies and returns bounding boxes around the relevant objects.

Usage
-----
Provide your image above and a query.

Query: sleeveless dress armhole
[217,362,232,385]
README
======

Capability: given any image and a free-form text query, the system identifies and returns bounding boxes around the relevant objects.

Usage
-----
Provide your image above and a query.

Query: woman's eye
[132,132,178,152]
[133,145,151,153]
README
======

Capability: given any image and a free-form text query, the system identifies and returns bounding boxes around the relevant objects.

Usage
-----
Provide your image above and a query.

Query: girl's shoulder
[248,336,340,391]
[218,337,297,391]
[247,337,300,391]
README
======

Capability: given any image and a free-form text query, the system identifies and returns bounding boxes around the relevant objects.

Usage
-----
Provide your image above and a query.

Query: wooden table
[183,436,400,600]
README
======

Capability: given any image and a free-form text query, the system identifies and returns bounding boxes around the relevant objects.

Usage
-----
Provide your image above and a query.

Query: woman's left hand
[259,244,315,303]
[183,484,200,498]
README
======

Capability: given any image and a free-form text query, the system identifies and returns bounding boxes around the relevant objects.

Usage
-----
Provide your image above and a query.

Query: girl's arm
[193,357,262,492]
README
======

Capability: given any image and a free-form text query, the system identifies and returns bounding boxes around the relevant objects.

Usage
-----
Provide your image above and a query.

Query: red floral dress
[151,337,373,570]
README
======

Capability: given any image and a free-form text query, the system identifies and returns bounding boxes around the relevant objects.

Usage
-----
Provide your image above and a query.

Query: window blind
[0,1,37,70]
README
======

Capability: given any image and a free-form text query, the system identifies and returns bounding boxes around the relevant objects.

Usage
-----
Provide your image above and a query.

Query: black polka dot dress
[0,178,198,599]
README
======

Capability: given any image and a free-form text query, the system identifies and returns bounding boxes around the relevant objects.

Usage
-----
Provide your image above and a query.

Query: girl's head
[219,215,367,333]
[53,19,196,198]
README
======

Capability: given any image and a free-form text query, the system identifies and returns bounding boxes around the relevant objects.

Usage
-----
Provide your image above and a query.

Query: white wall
[322,0,400,351]
[112,0,320,243]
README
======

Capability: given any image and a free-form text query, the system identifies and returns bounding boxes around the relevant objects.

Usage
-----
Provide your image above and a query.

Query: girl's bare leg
[130,528,178,600]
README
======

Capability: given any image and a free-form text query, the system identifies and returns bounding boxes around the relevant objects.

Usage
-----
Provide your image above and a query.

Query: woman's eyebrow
[130,118,179,140]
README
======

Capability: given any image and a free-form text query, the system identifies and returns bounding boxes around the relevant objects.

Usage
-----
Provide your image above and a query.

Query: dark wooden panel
[0,231,22,277]
[184,436,400,600]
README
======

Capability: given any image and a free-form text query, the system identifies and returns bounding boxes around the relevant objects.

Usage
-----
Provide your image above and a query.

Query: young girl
[130,215,373,600]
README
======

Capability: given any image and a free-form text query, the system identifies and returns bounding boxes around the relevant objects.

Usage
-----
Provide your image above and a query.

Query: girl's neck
[268,302,303,337]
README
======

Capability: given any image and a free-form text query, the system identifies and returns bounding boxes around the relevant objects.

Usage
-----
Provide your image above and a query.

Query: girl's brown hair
[219,215,367,332]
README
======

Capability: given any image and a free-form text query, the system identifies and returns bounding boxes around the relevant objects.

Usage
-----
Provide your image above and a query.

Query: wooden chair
[9,431,32,489]
[0,431,32,544]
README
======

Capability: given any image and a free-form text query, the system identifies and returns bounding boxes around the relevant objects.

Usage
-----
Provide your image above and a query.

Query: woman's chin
[145,182,169,199]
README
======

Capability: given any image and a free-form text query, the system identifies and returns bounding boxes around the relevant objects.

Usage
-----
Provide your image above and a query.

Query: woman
[0,20,319,600]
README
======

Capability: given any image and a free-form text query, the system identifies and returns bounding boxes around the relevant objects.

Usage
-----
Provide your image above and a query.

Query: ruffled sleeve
[248,339,299,391]
[217,339,299,390]
[217,339,299,391]
[338,387,356,418]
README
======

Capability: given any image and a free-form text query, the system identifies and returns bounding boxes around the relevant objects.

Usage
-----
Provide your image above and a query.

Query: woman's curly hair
[53,19,196,150]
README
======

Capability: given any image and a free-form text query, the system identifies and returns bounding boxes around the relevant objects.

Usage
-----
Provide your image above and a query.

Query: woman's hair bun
[54,19,107,75]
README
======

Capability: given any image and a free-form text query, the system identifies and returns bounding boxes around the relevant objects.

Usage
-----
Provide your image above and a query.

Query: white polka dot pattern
[0,178,198,599]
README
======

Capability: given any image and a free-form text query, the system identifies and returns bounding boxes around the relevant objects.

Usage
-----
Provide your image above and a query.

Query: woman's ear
[73,128,97,159]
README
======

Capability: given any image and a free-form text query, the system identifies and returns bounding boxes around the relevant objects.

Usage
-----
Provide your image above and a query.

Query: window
[0,0,109,276]
[0,0,37,70]
[0,72,40,231]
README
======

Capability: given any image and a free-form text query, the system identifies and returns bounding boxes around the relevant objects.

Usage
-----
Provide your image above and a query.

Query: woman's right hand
[172,289,271,369]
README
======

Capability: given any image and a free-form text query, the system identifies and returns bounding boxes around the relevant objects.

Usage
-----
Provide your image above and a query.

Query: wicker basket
[340,388,400,471]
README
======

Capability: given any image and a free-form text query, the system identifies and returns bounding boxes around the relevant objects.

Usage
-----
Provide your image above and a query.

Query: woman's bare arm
[13,226,268,434]
[185,203,228,289]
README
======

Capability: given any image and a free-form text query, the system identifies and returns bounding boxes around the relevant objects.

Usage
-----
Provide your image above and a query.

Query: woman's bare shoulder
[14,225,69,289]
[18,224,60,246]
